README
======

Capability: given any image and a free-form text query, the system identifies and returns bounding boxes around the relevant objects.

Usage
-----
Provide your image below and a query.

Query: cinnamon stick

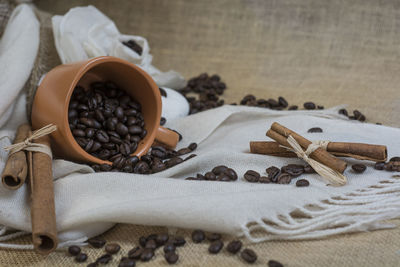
[28,135,58,255]
[250,141,387,162]
[1,124,31,189]
[267,122,348,173]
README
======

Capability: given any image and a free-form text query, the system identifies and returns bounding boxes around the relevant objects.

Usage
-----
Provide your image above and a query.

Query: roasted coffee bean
[339,108,348,116]
[98,149,111,160]
[165,251,179,264]
[159,87,167,97]
[68,245,81,256]
[128,247,142,259]
[177,147,192,155]
[241,249,257,263]
[134,161,150,174]
[69,100,79,109]
[95,130,109,143]
[92,164,101,172]
[90,141,102,152]
[208,240,224,254]
[75,252,88,263]
[307,127,323,133]
[209,165,227,175]
[192,230,206,243]
[296,179,310,187]
[116,123,128,136]
[244,170,260,182]
[266,166,280,182]
[87,262,98,267]
[127,117,138,126]
[152,160,167,173]
[163,242,176,253]
[277,173,292,184]
[188,143,197,151]
[268,260,284,267]
[88,237,106,248]
[151,146,167,158]
[118,257,136,267]
[72,129,86,137]
[374,162,385,170]
[173,236,186,247]
[122,164,133,173]
[123,40,143,55]
[226,240,242,254]
[68,109,78,119]
[140,129,147,138]
[224,168,238,180]
[126,156,139,166]
[120,142,132,156]
[100,163,112,172]
[139,236,147,247]
[128,125,142,135]
[303,102,316,110]
[288,105,298,110]
[390,156,400,162]
[281,164,304,177]
[207,233,222,241]
[84,139,94,152]
[160,117,166,126]
[96,254,112,264]
[217,174,231,181]
[105,243,121,254]
[155,233,169,246]
[278,96,288,108]
[259,176,271,183]
[85,128,95,138]
[204,171,216,181]
[145,239,157,250]
[352,164,367,173]
[140,248,154,262]
[304,164,315,173]
[165,157,184,168]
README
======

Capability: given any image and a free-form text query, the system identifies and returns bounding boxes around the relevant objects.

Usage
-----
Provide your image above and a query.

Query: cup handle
[154,126,179,149]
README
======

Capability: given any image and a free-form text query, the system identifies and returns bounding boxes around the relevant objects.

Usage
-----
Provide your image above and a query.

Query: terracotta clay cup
[31,56,179,165]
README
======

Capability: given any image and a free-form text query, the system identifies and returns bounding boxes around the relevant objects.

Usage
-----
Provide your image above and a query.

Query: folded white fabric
[0,4,39,128]
[1,104,400,248]
[52,5,186,90]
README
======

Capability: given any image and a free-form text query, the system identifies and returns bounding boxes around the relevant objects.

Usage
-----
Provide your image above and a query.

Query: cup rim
[63,56,161,165]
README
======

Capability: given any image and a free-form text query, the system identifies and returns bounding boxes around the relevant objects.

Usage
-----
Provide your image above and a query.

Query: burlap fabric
[1,0,400,266]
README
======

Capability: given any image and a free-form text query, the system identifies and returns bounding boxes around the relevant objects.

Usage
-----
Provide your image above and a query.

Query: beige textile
[1,0,400,266]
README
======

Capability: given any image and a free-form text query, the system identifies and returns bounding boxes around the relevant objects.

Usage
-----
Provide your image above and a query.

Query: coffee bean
[123,40,143,55]
[244,170,260,182]
[128,125,142,135]
[134,161,150,174]
[165,251,179,264]
[139,236,147,247]
[120,142,132,156]
[288,105,298,110]
[96,253,112,264]
[278,96,288,108]
[207,233,222,241]
[226,240,242,254]
[218,174,231,182]
[159,87,167,97]
[145,239,157,250]
[304,164,315,173]
[241,248,257,263]
[105,243,121,254]
[339,108,348,116]
[303,102,316,110]
[155,233,169,246]
[208,240,224,254]
[192,230,206,243]
[68,109,78,119]
[277,173,292,184]
[188,143,197,151]
[128,247,142,259]
[118,257,136,267]
[114,107,124,120]
[140,248,154,262]
[212,165,228,175]
[160,117,166,126]
[88,237,106,248]
[296,179,310,187]
[68,245,81,256]
[259,176,271,183]
[307,127,323,133]
[163,242,176,253]
[281,164,304,177]
[268,260,284,267]
[224,168,238,180]
[165,157,184,168]
[352,164,367,173]
[87,262,98,267]
[73,129,86,137]
[177,147,192,155]
[266,166,280,182]
[75,253,88,262]
[173,236,186,247]
[90,141,102,152]
[96,130,109,143]
[390,157,400,162]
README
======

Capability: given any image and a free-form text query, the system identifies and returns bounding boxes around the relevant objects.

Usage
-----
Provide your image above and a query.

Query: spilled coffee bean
[296,179,310,187]
[241,248,257,263]
[122,39,143,55]
[208,240,224,254]
[96,253,112,264]
[105,243,121,254]
[192,230,206,243]
[268,260,284,267]
[118,257,135,267]
[165,251,179,264]
[244,170,260,183]
[75,252,88,263]
[352,164,367,173]
[307,127,323,133]
[68,245,81,256]
[227,240,242,254]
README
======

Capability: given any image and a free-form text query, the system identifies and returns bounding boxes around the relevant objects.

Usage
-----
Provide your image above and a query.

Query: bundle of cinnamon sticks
[250,122,388,185]
[1,124,58,255]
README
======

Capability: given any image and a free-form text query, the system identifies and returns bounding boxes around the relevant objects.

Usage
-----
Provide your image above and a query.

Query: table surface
[1,0,400,266]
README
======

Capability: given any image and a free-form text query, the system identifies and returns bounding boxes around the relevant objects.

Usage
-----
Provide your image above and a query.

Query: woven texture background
[1,0,400,266]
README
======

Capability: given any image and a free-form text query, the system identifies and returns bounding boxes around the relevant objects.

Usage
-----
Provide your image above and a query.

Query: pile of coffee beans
[65,230,284,266]
[69,82,147,163]
[374,156,400,172]
[185,165,238,181]
[243,164,313,186]
[338,108,366,122]
[122,39,143,55]
[180,73,226,114]
[91,143,197,174]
